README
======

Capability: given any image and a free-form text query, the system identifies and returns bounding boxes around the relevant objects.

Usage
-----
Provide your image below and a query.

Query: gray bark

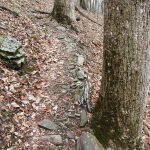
[80,0,87,10]
[92,0,150,149]
[52,0,75,25]
[76,0,104,14]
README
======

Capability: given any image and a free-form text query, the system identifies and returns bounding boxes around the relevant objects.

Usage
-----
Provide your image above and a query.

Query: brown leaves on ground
[0,0,103,149]
[0,0,149,149]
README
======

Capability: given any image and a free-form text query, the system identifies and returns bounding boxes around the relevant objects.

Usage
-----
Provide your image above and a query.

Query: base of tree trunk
[51,11,72,25]
[91,99,146,150]
[50,13,79,33]
[51,0,75,25]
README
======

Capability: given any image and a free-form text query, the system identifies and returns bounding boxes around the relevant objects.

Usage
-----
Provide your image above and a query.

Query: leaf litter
[0,0,149,149]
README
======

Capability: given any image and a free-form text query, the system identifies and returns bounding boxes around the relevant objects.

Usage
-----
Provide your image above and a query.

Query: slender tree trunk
[52,0,75,25]
[79,0,87,10]
[92,0,150,149]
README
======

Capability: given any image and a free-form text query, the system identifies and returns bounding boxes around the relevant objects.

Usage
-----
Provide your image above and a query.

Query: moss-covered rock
[77,132,104,150]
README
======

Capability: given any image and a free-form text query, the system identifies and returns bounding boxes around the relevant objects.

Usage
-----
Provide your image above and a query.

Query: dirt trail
[0,0,103,149]
[0,0,149,150]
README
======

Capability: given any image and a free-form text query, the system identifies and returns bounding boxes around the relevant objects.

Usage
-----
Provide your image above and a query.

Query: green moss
[18,62,35,75]
[29,33,39,39]
[91,99,128,149]
[23,66,34,73]
[128,36,134,49]
[74,87,83,101]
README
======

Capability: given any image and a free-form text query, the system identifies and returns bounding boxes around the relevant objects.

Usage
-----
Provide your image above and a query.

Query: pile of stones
[0,35,26,69]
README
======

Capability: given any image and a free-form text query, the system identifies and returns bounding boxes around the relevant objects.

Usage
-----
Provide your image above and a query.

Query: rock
[11,102,20,108]
[75,80,83,88]
[76,17,81,21]
[77,55,84,66]
[56,26,66,32]
[77,70,87,80]
[37,135,63,145]
[72,80,82,90]
[80,109,88,127]
[57,34,65,39]
[73,86,83,102]
[0,48,25,59]
[65,37,72,43]
[70,69,76,75]
[38,119,57,131]
[0,35,26,69]
[13,57,25,67]
[66,43,76,52]
[0,36,22,53]
[67,131,75,139]
[69,64,76,70]
[50,144,57,150]
[71,81,83,101]
[77,132,104,150]
[62,85,70,91]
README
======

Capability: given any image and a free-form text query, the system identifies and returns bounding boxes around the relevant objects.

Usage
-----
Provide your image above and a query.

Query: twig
[0,5,19,17]
[144,120,150,129]
[75,6,102,26]
[0,25,7,30]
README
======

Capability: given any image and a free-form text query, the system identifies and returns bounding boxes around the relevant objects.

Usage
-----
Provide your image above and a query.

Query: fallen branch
[34,15,49,19]
[31,9,50,15]
[0,5,19,17]
[75,6,102,26]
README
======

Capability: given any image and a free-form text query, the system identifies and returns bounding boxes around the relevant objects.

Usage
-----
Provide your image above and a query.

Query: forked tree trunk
[92,0,150,149]
[52,0,75,25]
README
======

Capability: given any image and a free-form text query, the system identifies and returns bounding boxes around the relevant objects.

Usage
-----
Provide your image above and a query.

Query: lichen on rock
[0,35,26,69]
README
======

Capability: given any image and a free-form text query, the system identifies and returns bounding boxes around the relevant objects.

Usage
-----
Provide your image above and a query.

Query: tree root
[0,5,19,17]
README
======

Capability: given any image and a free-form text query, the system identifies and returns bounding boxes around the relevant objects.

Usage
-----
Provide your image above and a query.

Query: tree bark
[92,0,150,149]
[52,0,75,25]
[80,0,87,10]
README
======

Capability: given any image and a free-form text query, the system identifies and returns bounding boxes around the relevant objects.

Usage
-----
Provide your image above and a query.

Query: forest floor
[0,0,149,150]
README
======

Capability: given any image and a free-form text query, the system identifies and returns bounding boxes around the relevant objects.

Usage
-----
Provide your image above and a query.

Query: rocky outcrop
[0,35,26,69]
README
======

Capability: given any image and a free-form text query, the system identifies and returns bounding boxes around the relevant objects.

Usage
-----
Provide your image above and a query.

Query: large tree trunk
[52,0,75,25]
[92,0,150,149]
